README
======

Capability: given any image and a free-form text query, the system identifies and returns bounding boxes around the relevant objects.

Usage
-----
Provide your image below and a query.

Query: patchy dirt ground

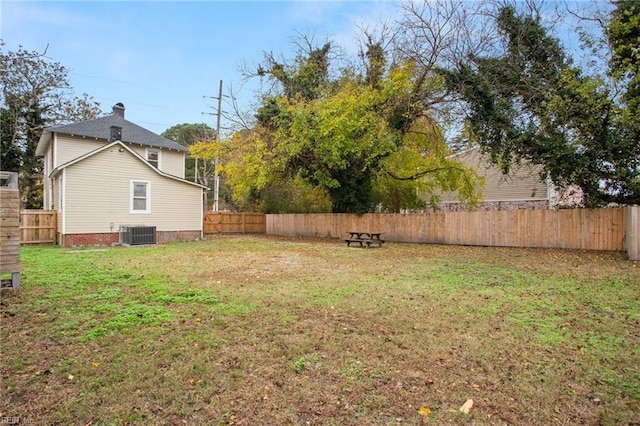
[1,236,639,425]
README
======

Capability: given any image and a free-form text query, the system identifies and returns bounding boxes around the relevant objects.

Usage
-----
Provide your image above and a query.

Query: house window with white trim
[146,148,160,168]
[131,181,151,213]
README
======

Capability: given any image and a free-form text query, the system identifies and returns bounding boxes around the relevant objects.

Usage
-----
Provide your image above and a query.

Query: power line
[70,72,135,86]
[93,96,169,109]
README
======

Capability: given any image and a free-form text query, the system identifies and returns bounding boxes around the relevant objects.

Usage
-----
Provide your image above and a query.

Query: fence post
[625,206,639,261]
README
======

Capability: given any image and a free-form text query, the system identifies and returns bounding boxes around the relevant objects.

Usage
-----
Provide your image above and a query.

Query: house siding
[162,150,186,179]
[53,135,185,178]
[52,176,63,244]
[62,146,202,235]
[43,149,52,209]
[52,176,60,214]
[129,145,185,178]
[439,148,549,203]
[55,134,105,167]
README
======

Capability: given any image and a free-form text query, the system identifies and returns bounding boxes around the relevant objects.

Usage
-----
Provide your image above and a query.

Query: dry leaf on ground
[460,399,473,414]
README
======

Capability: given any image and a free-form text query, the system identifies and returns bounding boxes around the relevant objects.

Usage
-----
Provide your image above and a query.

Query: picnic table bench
[345,231,385,248]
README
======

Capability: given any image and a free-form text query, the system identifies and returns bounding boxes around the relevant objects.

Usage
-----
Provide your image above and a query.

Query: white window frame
[146,148,160,169]
[130,180,151,214]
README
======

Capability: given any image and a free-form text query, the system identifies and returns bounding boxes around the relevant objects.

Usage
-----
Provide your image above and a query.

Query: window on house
[146,149,159,168]
[131,181,150,213]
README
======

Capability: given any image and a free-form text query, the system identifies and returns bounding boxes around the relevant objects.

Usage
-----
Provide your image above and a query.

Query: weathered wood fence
[20,210,57,245]
[10,206,638,260]
[267,207,640,259]
[1,172,20,289]
[204,212,266,234]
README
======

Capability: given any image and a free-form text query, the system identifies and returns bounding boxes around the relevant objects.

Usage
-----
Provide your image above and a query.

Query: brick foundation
[61,233,120,247]
[60,230,202,247]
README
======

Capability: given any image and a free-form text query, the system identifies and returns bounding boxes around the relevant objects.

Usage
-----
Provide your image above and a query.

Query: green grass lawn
[1,235,638,425]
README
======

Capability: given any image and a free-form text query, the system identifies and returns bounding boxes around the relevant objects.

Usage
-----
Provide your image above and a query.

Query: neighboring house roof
[50,140,208,189]
[36,103,185,156]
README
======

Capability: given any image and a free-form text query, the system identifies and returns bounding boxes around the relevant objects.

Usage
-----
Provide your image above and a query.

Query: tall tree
[0,96,21,172]
[232,38,482,213]
[438,5,640,207]
[607,0,640,116]
[1,42,101,208]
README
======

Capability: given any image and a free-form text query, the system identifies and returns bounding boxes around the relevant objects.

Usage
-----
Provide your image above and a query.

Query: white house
[36,103,207,247]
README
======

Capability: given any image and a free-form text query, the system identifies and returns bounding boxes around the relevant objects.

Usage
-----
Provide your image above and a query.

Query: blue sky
[2,1,401,135]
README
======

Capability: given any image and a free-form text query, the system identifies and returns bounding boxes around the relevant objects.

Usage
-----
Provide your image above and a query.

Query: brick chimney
[110,126,122,141]
[112,102,125,118]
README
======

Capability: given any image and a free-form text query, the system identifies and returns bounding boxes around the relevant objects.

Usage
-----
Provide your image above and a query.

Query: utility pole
[202,80,224,212]
[214,79,222,212]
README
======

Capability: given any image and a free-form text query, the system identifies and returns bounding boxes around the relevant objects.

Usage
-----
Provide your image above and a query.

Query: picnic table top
[346,231,384,240]
[344,231,385,247]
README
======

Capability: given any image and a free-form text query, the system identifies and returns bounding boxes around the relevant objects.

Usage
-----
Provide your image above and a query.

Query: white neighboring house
[436,147,583,211]
[36,103,208,247]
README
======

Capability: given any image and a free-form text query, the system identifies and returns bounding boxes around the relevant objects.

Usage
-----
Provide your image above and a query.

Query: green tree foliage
[162,123,231,211]
[272,74,400,213]
[1,97,21,172]
[232,40,481,213]
[375,116,481,212]
[1,42,101,208]
[256,175,332,213]
[190,128,332,213]
[607,0,640,116]
[438,6,640,207]
[162,122,215,182]
[257,43,331,103]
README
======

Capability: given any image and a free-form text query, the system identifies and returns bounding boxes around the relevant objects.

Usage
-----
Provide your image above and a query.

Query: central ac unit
[119,225,156,246]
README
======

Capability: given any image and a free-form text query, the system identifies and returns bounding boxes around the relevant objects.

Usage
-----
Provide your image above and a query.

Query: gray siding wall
[439,148,549,203]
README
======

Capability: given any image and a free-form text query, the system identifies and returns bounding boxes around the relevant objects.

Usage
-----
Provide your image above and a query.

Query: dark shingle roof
[44,109,185,152]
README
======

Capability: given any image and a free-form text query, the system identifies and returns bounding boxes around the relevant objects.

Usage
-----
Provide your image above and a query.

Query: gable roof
[50,140,207,189]
[36,103,185,155]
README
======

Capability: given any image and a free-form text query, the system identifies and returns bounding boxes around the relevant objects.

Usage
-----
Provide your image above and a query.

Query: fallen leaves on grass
[417,407,432,416]
[460,399,473,414]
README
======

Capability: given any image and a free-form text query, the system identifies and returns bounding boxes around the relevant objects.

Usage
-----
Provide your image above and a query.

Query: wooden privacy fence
[20,210,57,244]
[267,207,640,258]
[204,212,266,234]
[1,172,20,289]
